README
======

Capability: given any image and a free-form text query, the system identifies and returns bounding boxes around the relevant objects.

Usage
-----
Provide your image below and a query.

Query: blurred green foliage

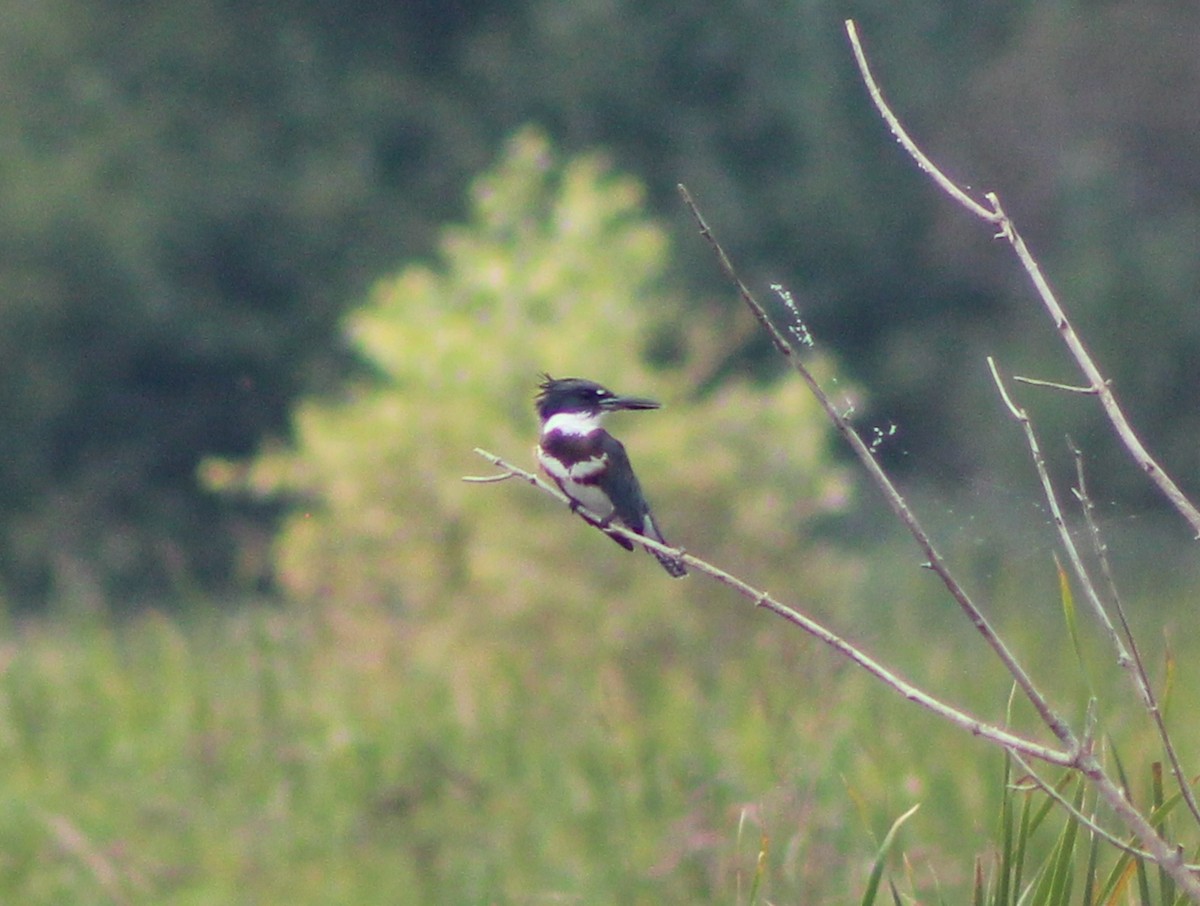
[211,127,856,628]
[0,596,947,902]
[0,552,1192,902]
[2,0,1199,605]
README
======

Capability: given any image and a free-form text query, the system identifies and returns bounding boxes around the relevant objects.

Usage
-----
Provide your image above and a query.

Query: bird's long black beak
[601,393,661,412]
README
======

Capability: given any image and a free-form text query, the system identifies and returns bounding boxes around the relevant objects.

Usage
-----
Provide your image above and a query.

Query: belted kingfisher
[535,376,687,578]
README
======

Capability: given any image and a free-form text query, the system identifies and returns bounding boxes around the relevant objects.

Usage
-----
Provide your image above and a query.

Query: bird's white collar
[542,410,605,437]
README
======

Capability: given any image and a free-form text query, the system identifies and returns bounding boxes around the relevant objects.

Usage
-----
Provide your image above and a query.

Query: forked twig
[1008,750,1198,866]
[987,358,1130,666]
[672,181,1200,876]
[844,19,1200,540]
[992,359,1200,825]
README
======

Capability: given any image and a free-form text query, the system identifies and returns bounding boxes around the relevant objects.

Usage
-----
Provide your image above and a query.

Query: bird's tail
[641,515,687,578]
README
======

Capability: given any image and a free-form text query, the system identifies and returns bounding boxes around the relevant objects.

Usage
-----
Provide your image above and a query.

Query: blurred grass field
[1,522,1196,905]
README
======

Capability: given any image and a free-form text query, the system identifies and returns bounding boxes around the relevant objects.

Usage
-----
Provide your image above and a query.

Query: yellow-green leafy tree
[209,127,858,661]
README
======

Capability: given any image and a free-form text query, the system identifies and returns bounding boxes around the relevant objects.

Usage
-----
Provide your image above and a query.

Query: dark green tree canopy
[0,0,1195,605]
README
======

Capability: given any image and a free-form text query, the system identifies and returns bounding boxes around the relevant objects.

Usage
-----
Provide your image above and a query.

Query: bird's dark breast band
[540,431,605,477]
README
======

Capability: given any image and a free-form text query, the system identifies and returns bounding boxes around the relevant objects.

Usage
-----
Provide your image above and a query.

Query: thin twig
[990,193,1200,537]
[1013,375,1099,395]
[844,22,996,223]
[469,448,1073,768]
[844,19,1200,539]
[1071,444,1200,827]
[674,187,791,360]
[987,358,1130,667]
[1008,750,1197,865]
[677,184,1076,753]
[462,471,516,483]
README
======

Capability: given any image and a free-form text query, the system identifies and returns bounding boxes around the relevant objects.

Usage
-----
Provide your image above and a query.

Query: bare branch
[844,19,1200,539]
[678,184,1076,753]
[470,448,1074,769]
[37,809,137,905]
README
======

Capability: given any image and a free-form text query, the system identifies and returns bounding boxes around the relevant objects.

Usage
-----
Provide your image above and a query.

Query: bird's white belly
[538,449,615,519]
[558,479,614,520]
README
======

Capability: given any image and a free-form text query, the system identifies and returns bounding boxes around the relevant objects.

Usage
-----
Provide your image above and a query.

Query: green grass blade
[1098,860,1138,905]
[1022,775,1085,906]
[1045,778,1085,905]
[1027,772,1075,838]
[994,752,1014,906]
[1054,555,1100,708]
[1108,742,1155,906]
[860,803,920,906]
[1134,852,1152,905]
[747,830,768,906]
[1110,741,1133,799]
[991,686,1022,906]
[1153,761,1174,905]
[1080,820,1099,906]
[1013,781,1034,901]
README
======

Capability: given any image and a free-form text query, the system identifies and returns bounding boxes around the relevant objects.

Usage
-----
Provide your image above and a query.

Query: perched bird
[535,375,687,578]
